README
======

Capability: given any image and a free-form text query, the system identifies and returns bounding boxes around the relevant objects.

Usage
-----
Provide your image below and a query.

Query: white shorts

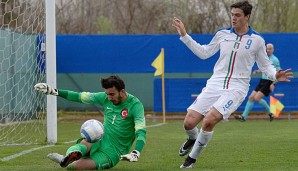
[187,87,247,120]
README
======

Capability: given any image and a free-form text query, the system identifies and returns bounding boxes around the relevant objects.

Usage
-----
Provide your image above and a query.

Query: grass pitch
[0,118,298,171]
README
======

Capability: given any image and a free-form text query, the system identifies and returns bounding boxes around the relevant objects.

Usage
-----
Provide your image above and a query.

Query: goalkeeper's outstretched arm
[34,83,58,95]
[34,83,83,103]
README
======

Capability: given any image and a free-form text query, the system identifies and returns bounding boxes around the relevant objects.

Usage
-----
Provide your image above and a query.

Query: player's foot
[234,115,246,122]
[179,138,196,156]
[268,113,274,122]
[47,153,64,164]
[180,155,196,168]
[48,151,82,168]
[60,151,82,167]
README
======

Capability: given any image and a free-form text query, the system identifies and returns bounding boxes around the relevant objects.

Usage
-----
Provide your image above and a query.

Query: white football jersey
[180,27,277,93]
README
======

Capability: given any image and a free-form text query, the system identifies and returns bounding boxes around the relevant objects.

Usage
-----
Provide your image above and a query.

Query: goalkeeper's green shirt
[58,90,146,155]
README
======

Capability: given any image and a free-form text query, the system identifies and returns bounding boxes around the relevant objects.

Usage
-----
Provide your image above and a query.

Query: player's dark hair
[231,0,253,16]
[101,75,125,91]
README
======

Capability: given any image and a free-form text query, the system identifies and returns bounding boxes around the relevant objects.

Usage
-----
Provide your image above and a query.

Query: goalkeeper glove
[120,150,140,162]
[34,83,59,96]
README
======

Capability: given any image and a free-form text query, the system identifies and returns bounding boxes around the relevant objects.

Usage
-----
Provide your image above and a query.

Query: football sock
[258,98,270,113]
[189,128,213,159]
[185,127,199,140]
[66,143,87,156]
[241,100,254,119]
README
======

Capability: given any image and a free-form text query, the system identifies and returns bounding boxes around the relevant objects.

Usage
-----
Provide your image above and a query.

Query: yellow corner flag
[270,96,284,118]
[151,48,166,123]
[151,48,164,76]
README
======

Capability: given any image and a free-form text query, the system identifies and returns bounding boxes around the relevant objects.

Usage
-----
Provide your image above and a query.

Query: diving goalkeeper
[34,75,146,170]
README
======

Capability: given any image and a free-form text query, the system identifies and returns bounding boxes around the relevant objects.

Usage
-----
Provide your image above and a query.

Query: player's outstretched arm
[120,150,140,162]
[34,83,59,96]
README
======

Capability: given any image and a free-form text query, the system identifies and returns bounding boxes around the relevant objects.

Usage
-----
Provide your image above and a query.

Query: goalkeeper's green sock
[258,98,270,113]
[66,143,87,156]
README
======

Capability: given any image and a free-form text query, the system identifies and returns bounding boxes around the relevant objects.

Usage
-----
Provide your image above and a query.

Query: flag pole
[151,48,166,123]
[161,66,166,123]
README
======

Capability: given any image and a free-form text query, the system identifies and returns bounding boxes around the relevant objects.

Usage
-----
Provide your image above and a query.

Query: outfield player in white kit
[172,0,293,169]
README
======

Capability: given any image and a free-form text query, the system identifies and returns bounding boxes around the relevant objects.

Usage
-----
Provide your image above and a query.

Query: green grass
[0,119,298,171]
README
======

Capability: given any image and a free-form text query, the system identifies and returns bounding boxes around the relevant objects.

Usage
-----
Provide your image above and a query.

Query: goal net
[0,0,47,145]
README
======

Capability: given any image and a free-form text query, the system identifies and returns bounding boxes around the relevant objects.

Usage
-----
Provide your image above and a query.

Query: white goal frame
[45,0,57,144]
[0,0,57,146]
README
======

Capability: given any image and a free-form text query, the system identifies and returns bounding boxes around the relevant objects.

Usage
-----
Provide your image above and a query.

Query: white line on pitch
[0,123,166,161]
[147,123,166,128]
[0,145,54,161]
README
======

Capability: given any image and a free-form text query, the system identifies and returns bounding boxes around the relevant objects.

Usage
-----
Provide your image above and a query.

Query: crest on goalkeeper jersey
[121,109,128,118]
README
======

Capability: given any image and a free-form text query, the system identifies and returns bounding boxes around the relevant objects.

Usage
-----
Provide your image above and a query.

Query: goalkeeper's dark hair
[231,0,253,16]
[101,75,125,91]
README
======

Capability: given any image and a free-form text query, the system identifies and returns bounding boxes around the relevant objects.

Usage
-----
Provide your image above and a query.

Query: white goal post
[46,0,57,145]
[0,0,57,145]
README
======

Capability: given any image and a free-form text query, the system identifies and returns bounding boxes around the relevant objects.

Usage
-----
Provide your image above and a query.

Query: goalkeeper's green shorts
[77,135,120,170]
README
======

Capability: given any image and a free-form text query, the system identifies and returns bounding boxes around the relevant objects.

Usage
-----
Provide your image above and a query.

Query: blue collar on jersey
[268,54,276,59]
[230,26,253,36]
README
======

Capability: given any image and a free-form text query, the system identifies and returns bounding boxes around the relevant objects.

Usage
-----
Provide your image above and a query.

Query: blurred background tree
[1,0,297,34]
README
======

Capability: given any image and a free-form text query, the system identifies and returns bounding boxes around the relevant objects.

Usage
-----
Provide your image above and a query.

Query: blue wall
[55,33,298,112]
[56,33,298,73]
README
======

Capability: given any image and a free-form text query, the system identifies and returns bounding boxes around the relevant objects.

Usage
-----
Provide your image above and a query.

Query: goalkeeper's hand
[120,150,140,162]
[34,83,58,96]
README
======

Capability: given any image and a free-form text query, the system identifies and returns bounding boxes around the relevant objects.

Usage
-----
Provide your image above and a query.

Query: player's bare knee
[183,111,202,130]
[183,119,196,130]
[201,113,219,131]
[248,96,254,102]
[254,96,261,102]
[201,119,215,131]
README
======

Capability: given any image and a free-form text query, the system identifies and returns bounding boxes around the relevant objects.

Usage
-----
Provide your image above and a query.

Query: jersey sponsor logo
[121,109,128,119]
[107,107,113,110]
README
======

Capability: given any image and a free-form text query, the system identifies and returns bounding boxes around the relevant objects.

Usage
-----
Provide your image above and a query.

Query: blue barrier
[48,33,298,111]
[153,78,298,112]
[56,33,298,73]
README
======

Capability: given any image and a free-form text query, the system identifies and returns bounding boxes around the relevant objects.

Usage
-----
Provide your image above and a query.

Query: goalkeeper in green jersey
[34,75,146,170]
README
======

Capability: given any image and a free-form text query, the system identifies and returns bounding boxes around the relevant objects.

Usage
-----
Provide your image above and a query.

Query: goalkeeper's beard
[111,95,122,105]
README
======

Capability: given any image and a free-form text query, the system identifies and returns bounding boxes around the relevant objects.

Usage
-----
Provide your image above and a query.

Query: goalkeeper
[34,75,146,170]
